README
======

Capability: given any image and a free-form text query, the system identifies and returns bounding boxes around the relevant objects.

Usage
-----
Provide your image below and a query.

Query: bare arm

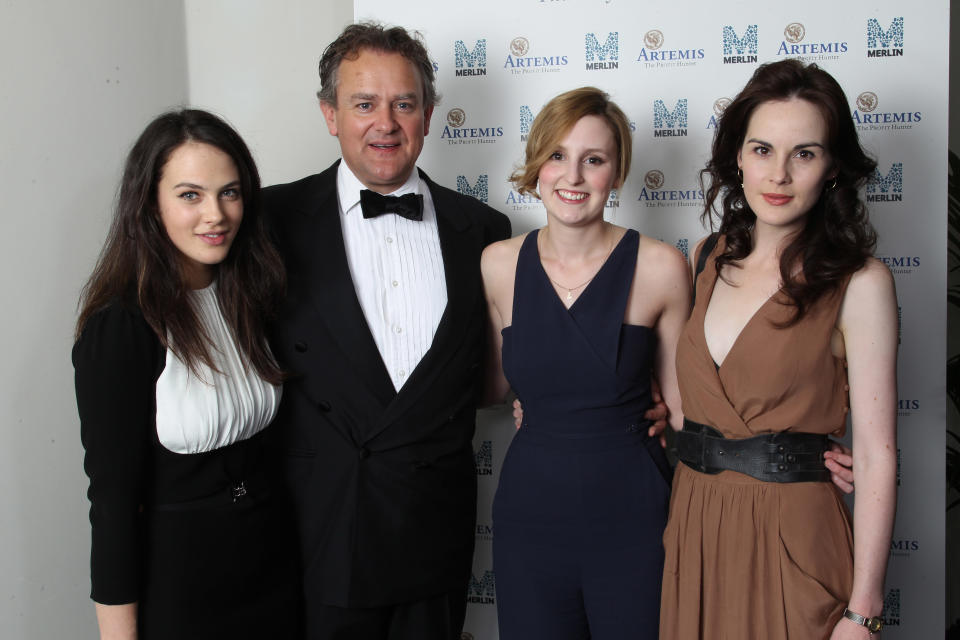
[479,240,517,406]
[95,603,138,640]
[634,240,690,434]
[651,247,690,433]
[830,259,898,639]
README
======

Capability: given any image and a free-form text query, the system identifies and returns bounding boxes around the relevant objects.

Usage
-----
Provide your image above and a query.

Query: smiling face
[156,141,243,289]
[320,49,434,194]
[737,97,836,235]
[537,114,619,227]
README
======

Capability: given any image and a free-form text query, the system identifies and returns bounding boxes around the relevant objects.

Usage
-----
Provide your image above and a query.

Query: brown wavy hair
[76,109,286,384]
[511,86,632,197]
[317,22,438,108]
[701,59,877,325]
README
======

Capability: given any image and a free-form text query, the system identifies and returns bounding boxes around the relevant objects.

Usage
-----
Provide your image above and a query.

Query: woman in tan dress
[660,60,897,639]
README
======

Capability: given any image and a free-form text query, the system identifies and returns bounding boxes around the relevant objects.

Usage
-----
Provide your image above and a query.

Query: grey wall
[0,2,189,636]
[0,2,189,637]
[947,2,959,632]
[0,1,354,637]
[184,0,354,186]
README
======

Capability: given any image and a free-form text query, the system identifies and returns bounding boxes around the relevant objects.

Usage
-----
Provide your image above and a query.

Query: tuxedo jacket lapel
[293,168,397,410]
[368,171,479,438]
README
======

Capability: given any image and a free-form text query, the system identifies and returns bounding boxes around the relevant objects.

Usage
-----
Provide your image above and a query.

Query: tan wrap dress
[659,238,854,639]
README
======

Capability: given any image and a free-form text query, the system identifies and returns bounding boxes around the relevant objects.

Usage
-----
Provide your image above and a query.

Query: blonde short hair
[510,87,632,197]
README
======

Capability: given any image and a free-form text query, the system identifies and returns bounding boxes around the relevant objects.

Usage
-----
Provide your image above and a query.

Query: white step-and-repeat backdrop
[355,1,947,637]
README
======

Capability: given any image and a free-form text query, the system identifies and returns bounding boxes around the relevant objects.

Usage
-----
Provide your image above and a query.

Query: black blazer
[263,161,511,609]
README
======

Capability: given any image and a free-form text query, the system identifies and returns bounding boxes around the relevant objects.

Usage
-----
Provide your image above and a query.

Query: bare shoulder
[481,233,525,286]
[481,234,524,267]
[631,235,690,313]
[636,235,689,281]
[849,256,895,291]
[840,257,897,326]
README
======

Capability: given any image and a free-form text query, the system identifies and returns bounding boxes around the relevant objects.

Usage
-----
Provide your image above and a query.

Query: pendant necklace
[548,275,596,303]
[540,226,615,305]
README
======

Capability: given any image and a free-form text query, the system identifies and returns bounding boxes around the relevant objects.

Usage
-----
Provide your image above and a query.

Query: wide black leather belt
[676,418,831,483]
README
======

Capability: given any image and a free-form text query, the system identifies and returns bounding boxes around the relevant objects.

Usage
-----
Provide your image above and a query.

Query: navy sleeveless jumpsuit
[493,229,671,639]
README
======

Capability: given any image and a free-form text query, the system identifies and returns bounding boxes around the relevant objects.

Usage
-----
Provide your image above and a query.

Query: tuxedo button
[294,341,308,353]
[359,447,370,459]
[317,400,331,412]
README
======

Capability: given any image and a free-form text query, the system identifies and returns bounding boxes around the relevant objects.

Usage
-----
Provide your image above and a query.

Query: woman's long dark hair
[76,109,285,384]
[701,59,877,325]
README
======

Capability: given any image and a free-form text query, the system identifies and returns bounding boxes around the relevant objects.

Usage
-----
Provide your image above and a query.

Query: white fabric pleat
[155,283,281,454]
[337,163,447,391]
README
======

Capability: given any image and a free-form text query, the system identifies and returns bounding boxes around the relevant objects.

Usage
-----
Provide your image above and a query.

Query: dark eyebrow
[172,180,240,191]
[746,137,826,151]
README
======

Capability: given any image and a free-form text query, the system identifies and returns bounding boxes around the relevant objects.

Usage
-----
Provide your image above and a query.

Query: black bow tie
[360,190,424,221]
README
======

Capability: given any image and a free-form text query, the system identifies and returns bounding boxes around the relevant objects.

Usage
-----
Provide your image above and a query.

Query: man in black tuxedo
[263,23,511,640]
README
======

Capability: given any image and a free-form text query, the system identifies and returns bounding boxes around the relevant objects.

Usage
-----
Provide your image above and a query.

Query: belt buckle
[698,427,722,475]
[771,442,789,474]
[232,481,247,503]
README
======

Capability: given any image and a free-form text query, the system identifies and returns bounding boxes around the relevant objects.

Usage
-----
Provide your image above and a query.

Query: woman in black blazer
[73,109,299,639]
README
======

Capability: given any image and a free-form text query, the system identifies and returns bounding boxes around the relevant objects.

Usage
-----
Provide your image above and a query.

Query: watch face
[867,617,883,632]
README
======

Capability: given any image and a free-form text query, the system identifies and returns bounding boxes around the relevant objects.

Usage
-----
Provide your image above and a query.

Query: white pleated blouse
[154,283,281,454]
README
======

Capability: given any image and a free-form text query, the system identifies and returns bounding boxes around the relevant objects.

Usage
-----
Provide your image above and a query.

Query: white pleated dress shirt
[154,283,282,454]
[336,163,448,391]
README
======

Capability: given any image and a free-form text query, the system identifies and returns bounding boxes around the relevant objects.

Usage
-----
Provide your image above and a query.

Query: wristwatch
[843,607,883,635]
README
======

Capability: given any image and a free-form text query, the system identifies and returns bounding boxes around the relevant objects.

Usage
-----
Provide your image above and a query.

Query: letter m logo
[867,163,903,193]
[584,32,619,62]
[474,440,493,470]
[455,39,487,69]
[468,570,496,597]
[722,25,758,55]
[867,17,904,49]
[520,105,536,136]
[457,175,489,202]
[653,99,688,129]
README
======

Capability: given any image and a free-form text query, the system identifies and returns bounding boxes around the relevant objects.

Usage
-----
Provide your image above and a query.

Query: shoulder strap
[692,232,720,306]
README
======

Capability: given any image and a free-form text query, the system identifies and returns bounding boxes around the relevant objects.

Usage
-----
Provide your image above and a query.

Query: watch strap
[843,607,883,633]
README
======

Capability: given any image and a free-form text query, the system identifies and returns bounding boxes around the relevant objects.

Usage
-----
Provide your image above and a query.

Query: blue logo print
[467,570,496,604]
[653,99,688,137]
[722,25,758,63]
[520,105,536,141]
[474,440,493,476]
[457,175,489,202]
[455,39,488,76]
[867,163,903,202]
[867,17,904,57]
[584,32,619,70]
